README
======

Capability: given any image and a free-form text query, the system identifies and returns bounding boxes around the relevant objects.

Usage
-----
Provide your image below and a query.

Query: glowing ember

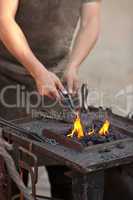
[67,112,111,142]
[88,128,95,136]
[99,120,110,136]
[67,113,84,139]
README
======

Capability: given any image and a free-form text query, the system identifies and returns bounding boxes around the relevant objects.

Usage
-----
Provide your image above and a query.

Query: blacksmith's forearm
[0,18,46,78]
[67,18,100,70]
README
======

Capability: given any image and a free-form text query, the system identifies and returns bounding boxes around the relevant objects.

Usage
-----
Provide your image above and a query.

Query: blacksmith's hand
[64,66,80,95]
[35,68,64,100]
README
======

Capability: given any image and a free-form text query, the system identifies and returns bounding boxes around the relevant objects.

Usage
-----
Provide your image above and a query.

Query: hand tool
[81,83,89,112]
[59,90,77,115]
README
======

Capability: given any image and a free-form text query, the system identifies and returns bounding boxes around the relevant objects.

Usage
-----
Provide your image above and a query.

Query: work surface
[4,109,132,174]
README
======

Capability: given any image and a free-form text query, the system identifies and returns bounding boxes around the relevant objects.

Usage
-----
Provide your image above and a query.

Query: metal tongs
[81,83,89,112]
[0,117,46,143]
[59,90,77,115]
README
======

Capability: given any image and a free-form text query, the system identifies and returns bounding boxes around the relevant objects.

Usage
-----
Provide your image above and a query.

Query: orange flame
[99,120,110,136]
[67,113,84,139]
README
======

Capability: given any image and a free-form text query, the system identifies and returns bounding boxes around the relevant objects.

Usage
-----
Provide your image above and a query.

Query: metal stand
[72,171,104,200]
[17,146,62,200]
[13,144,104,200]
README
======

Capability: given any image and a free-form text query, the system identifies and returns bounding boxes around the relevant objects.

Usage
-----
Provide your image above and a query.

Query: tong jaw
[59,90,77,115]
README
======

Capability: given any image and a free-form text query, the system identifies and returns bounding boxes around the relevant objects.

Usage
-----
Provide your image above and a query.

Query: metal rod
[0,117,45,143]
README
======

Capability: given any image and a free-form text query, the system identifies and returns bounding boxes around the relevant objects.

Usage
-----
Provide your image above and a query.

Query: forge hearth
[41,109,129,151]
[2,106,133,200]
[10,106,133,173]
[1,82,133,200]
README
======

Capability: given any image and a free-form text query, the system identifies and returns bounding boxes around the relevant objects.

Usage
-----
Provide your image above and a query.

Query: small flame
[99,120,110,136]
[67,113,84,139]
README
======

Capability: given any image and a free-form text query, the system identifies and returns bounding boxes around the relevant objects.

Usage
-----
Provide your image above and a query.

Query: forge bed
[2,107,133,200]
[3,107,133,173]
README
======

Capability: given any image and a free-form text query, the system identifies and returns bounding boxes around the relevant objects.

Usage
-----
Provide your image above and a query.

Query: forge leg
[72,171,104,200]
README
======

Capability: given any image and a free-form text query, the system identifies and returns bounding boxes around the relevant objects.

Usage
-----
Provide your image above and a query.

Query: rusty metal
[2,107,133,174]
[0,117,46,143]
[8,142,62,200]
[43,129,83,152]
[0,138,33,200]
[18,146,38,199]
[2,105,133,200]
[17,147,62,200]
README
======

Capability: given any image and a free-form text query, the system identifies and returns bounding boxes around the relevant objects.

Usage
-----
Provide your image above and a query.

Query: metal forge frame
[2,107,133,200]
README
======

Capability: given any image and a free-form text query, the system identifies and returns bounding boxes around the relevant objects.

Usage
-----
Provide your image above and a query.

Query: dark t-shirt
[0,0,96,79]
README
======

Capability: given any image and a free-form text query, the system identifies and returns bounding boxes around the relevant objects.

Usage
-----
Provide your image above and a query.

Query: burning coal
[67,114,110,143]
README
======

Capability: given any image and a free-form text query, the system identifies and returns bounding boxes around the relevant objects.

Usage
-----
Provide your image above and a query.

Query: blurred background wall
[80,0,133,116]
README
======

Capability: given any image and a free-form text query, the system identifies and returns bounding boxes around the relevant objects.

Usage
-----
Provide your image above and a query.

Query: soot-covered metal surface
[8,107,133,173]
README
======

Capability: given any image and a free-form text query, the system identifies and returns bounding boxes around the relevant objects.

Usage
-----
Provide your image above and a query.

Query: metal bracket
[18,146,38,199]
[18,146,64,200]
